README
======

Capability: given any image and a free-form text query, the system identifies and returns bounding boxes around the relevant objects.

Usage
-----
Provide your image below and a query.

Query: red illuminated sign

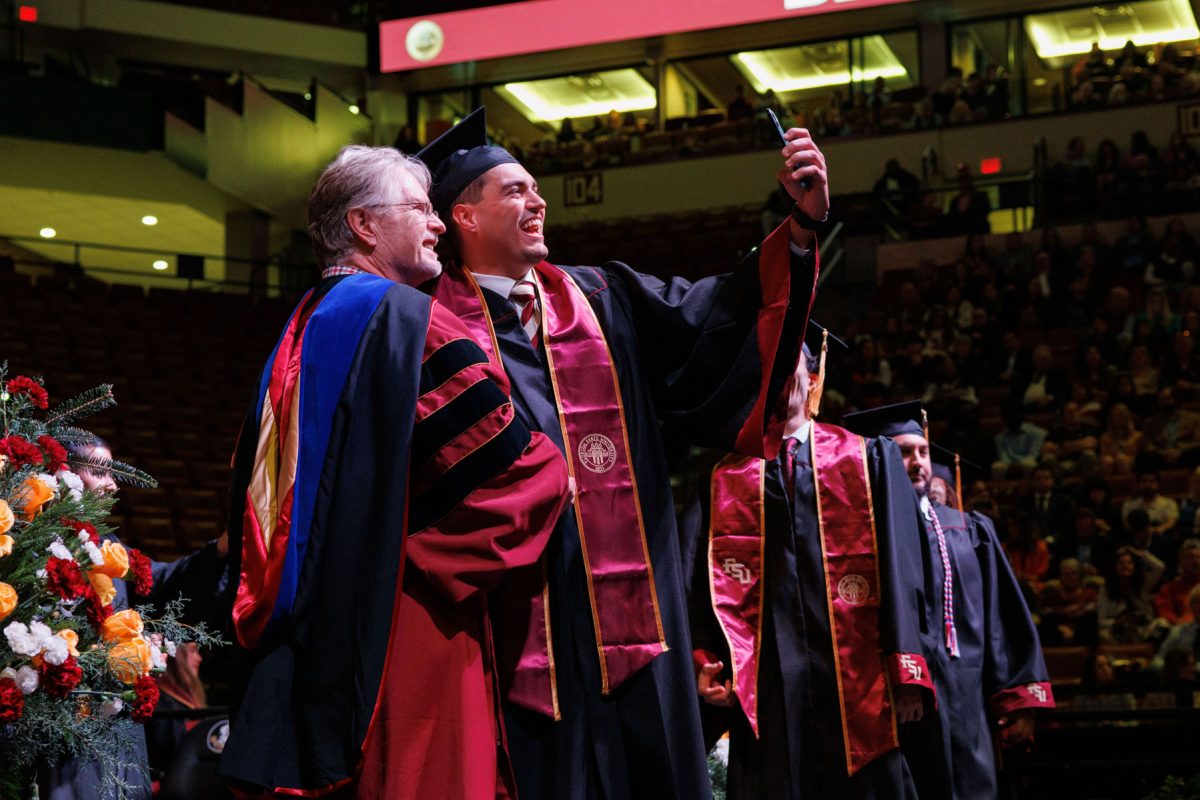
[980,157,1002,175]
[17,5,37,23]
[380,0,914,72]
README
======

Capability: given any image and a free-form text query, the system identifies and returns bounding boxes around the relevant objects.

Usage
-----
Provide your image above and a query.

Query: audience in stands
[993,400,1048,478]
[1098,545,1163,644]
[1072,652,1138,713]
[1121,469,1180,536]
[1149,584,1200,678]
[1039,558,1100,646]
[1100,403,1142,476]
[1154,539,1200,625]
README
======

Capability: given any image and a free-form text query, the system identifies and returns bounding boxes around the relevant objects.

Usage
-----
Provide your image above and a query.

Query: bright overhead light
[152,260,169,271]
[304,92,312,101]
[39,227,56,239]
[348,104,360,115]
[1026,0,1199,59]
[497,69,657,123]
[141,215,158,226]
[732,35,909,94]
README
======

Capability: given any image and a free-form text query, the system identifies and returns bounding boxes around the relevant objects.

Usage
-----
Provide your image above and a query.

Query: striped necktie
[927,505,960,658]
[509,279,540,346]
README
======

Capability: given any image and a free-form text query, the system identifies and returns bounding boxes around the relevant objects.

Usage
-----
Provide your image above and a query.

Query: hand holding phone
[767,108,810,190]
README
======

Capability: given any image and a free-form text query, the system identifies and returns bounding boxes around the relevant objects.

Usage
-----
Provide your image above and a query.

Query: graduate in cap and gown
[416,108,823,799]
[219,146,570,799]
[679,323,935,800]
[842,402,1055,800]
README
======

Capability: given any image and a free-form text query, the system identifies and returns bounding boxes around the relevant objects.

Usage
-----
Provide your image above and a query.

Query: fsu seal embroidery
[578,433,617,474]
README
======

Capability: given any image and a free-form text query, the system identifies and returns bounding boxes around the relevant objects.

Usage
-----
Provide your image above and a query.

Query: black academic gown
[481,252,813,800]
[902,503,1053,800]
[38,543,229,800]
[680,432,930,800]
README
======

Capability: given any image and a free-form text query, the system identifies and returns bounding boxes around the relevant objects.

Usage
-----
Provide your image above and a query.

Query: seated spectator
[1154,539,1200,624]
[146,642,208,782]
[1137,288,1180,348]
[873,158,921,216]
[1056,506,1116,577]
[1149,218,1197,290]
[1121,507,1174,575]
[1046,400,1099,474]
[1095,139,1123,201]
[1080,476,1122,536]
[1161,133,1200,188]
[850,337,892,393]
[1003,512,1052,593]
[968,479,1000,519]
[1022,464,1078,544]
[944,164,991,235]
[1076,344,1115,401]
[1072,653,1137,714]
[1039,558,1100,645]
[997,231,1032,284]
[1115,215,1156,274]
[1100,402,1142,475]
[905,98,942,130]
[1098,545,1162,643]
[556,117,578,144]
[1149,584,1200,678]
[993,399,1048,479]
[1122,469,1181,536]
[994,329,1030,386]
[1128,345,1162,406]
[1016,343,1068,411]
[1137,387,1200,470]
[1178,468,1200,538]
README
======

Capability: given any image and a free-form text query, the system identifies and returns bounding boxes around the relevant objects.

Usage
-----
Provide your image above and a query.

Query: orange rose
[59,629,80,658]
[0,534,12,558]
[0,499,13,534]
[93,541,130,580]
[14,476,53,521]
[100,609,144,643]
[0,582,16,621]
[88,571,116,606]
[107,636,153,683]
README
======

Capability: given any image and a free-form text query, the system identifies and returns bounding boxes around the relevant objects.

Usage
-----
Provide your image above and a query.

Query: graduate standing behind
[843,402,1055,800]
[680,324,935,800]
[419,108,822,800]
[219,146,570,800]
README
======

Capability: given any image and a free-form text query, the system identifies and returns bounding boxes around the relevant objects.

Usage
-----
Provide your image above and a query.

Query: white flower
[100,697,124,717]
[33,473,57,492]
[15,665,38,694]
[76,531,91,543]
[41,635,69,666]
[0,667,15,681]
[83,541,104,566]
[47,540,72,561]
[164,639,177,658]
[56,470,84,502]
[4,622,39,657]
[150,647,168,671]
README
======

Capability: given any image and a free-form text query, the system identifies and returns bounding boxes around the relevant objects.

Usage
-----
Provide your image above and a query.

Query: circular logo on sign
[578,433,617,474]
[837,574,870,606]
[405,20,444,62]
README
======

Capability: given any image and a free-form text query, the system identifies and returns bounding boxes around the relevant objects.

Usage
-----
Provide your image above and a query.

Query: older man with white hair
[220,145,570,800]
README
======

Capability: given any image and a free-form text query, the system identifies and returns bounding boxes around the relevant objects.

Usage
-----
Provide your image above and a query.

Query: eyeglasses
[371,201,439,220]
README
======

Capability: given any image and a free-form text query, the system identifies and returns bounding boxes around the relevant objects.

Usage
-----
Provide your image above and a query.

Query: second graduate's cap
[841,399,926,439]
[931,444,982,481]
[416,107,519,219]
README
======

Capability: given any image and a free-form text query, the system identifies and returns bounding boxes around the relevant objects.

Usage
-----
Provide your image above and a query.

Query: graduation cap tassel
[805,328,828,420]
[921,408,929,441]
[954,453,965,516]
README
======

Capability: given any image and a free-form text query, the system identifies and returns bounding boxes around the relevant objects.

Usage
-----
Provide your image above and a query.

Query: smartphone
[767,108,810,190]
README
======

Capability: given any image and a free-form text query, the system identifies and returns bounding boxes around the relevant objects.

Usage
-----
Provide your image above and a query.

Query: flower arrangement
[0,365,221,799]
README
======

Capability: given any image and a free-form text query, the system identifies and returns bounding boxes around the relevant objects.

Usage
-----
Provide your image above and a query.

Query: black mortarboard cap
[931,444,982,481]
[416,107,519,220]
[842,399,926,439]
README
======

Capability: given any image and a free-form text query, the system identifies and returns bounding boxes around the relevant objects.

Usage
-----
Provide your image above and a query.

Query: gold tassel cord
[805,329,828,420]
[954,452,965,515]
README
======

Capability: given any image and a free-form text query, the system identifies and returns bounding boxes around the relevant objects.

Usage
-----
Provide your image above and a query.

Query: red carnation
[6,376,48,409]
[46,556,88,601]
[127,548,153,597]
[0,435,44,468]
[60,518,100,545]
[130,674,159,723]
[0,677,23,723]
[83,585,113,628]
[38,655,83,698]
[38,436,69,473]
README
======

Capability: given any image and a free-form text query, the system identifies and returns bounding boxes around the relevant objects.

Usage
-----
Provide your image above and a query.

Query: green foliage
[1143,774,1200,800]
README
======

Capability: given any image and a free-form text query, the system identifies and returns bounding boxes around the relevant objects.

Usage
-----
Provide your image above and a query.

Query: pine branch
[45,384,115,426]
[68,454,158,489]
[48,425,102,447]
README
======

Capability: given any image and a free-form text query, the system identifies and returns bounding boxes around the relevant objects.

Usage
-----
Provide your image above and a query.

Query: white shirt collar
[472,268,535,299]
[920,494,933,520]
[783,419,812,444]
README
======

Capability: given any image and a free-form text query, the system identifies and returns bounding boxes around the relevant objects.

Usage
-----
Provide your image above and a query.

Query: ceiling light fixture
[348,104,360,115]
[1026,0,1199,59]
[732,35,909,94]
[141,215,158,226]
[498,69,657,123]
[39,227,56,239]
[152,260,169,271]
